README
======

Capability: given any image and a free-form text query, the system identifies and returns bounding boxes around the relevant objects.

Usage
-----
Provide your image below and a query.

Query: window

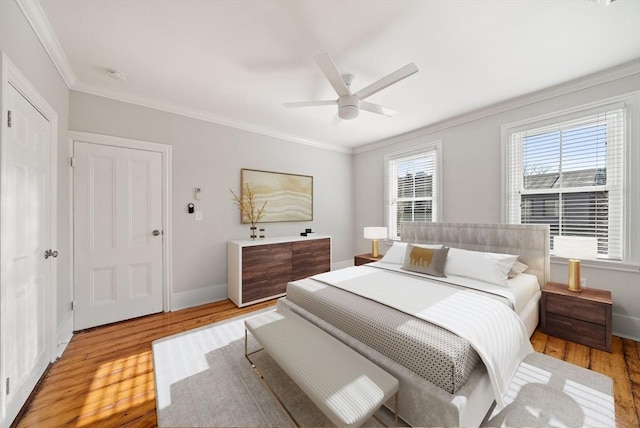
[504,104,625,260]
[385,143,441,239]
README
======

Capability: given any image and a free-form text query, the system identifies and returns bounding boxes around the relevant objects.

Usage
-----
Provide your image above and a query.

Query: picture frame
[240,168,313,223]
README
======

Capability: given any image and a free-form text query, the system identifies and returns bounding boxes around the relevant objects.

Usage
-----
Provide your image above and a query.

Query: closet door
[1,82,55,426]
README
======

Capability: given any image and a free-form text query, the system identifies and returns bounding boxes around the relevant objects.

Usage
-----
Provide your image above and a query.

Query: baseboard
[56,313,74,359]
[171,283,227,311]
[613,313,640,341]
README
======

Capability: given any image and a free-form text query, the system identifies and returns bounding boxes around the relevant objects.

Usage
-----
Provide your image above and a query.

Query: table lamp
[363,227,387,258]
[553,236,598,292]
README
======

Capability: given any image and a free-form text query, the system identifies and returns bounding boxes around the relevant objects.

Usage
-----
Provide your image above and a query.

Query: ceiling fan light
[339,105,359,120]
[338,95,360,120]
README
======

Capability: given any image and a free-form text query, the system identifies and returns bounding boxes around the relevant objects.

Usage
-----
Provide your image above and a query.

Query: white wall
[69,91,354,308]
[3,0,637,344]
[354,71,640,340]
[0,0,72,346]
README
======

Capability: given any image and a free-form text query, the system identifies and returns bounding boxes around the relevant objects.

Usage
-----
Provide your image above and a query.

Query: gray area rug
[152,309,398,427]
[482,352,615,428]
[153,308,615,427]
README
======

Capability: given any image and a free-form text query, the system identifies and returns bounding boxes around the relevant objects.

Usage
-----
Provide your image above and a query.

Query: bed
[277,222,550,427]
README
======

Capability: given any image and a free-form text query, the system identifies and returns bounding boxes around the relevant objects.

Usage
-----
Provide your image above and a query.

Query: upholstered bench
[245,308,400,427]
[482,352,616,427]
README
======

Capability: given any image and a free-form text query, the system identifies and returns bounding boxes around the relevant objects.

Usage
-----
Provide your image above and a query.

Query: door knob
[44,249,58,259]
[152,230,161,236]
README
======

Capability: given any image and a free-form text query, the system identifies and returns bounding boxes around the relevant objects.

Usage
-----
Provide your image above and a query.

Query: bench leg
[244,328,300,427]
[371,392,400,427]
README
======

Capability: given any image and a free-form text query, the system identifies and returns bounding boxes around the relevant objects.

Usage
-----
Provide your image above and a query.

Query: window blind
[506,107,625,260]
[386,146,438,239]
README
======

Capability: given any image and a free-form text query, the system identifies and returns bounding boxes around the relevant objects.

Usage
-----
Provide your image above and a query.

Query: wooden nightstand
[354,253,382,266]
[541,281,612,352]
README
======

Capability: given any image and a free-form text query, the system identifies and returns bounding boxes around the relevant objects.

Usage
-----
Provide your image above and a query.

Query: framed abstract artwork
[240,169,313,223]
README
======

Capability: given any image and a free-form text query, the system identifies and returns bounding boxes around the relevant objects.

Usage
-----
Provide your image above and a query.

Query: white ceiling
[33,0,640,150]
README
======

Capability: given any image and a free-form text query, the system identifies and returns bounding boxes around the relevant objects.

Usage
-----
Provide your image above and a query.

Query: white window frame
[384,141,442,240]
[502,93,637,264]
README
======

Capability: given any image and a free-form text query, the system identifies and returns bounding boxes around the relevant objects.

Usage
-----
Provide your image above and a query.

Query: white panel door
[1,83,53,425]
[74,142,163,330]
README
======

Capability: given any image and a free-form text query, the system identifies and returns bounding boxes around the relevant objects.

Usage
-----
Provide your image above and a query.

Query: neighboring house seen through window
[385,143,441,239]
[504,104,626,260]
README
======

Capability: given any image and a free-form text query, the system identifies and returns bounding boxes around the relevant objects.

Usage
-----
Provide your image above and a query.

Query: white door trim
[0,51,58,423]
[69,131,173,312]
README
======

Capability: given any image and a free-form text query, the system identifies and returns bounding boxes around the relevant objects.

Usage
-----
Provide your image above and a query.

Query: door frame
[70,131,173,321]
[0,52,58,423]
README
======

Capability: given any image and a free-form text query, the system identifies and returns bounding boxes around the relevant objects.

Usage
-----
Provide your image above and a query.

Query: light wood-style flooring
[14,299,640,428]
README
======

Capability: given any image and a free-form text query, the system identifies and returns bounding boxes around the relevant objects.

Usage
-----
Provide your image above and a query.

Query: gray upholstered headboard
[400,222,550,288]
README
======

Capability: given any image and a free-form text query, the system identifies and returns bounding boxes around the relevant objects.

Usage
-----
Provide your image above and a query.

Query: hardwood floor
[14,299,640,428]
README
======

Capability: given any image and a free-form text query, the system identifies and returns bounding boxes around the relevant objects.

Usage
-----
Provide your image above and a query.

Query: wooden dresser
[541,281,612,352]
[227,235,331,307]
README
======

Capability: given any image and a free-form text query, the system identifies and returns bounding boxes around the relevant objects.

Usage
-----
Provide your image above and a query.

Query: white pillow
[379,242,407,264]
[380,242,442,265]
[507,260,530,278]
[445,247,518,284]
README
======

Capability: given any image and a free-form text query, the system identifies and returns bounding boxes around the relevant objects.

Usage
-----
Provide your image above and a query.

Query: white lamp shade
[554,236,598,260]
[364,227,387,240]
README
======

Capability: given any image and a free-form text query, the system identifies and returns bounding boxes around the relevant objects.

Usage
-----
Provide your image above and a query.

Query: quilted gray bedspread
[286,278,481,394]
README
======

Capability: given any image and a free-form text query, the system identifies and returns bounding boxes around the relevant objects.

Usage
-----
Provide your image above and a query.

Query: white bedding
[311,265,535,408]
[371,261,540,314]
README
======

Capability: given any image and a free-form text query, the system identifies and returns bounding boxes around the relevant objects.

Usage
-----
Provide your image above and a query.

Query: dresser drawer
[546,293,607,325]
[544,313,609,351]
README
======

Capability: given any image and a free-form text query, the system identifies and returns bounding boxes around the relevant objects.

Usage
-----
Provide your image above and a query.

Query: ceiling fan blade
[314,53,351,97]
[283,100,336,108]
[355,63,418,100]
[360,101,398,117]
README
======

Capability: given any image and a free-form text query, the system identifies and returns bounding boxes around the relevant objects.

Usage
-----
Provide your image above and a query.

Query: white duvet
[372,260,541,314]
[311,265,534,408]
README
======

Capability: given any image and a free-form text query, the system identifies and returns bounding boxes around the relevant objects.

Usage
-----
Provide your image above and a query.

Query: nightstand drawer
[546,293,607,325]
[544,313,608,350]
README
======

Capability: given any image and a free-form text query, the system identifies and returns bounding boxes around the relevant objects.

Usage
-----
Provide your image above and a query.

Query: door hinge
[5,377,9,395]
[70,157,75,167]
[7,110,11,128]
[71,300,75,310]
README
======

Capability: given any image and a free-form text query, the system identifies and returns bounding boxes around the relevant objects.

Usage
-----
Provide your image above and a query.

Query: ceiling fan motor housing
[338,95,360,120]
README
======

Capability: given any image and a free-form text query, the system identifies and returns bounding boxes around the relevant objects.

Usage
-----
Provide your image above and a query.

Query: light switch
[195,211,203,221]
[195,187,202,200]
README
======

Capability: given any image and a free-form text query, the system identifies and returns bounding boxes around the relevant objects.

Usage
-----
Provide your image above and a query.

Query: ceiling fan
[284,53,419,120]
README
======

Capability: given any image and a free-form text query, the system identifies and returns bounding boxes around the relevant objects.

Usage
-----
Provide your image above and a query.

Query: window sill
[551,256,640,273]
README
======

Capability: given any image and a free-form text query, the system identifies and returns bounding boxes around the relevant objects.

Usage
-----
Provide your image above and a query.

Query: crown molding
[19,0,638,155]
[16,0,76,88]
[71,82,352,154]
[18,0,348,153]
[354,59,640,154]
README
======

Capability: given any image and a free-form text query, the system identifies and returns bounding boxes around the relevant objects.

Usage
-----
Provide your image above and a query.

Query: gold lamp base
[567,259,582,292]
[371,239,380,258]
